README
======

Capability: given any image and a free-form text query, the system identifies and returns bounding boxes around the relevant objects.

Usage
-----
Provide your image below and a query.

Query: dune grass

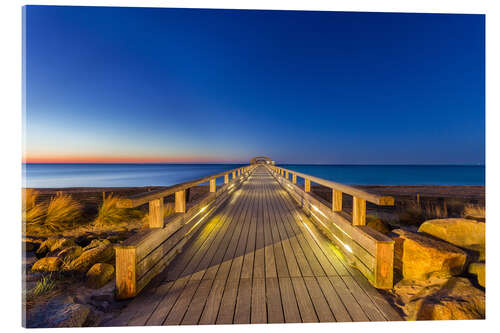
[44,193,82,231]
[28,274,56,298]
[22,189,47,229]
[464,203,485,219]
[94,194,144,227]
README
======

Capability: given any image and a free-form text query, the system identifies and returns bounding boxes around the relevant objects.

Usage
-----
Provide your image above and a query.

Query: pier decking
[111,166,402,325]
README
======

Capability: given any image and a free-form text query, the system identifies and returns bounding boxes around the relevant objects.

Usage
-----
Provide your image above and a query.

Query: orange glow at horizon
[23,153,243,164]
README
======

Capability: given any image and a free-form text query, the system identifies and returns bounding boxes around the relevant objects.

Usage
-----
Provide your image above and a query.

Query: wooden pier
[110,159,402,325]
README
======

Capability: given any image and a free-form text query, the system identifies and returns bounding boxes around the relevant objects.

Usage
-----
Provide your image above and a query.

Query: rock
[32,257,62,272]
[86,263,115,289]
[366,217,391,234]
[392,229,467,280]
[83,239,111,251]
[406,277,485,320]
[67,243,114,273]
[57,246,83,262]
[50,238,77,252]
[26,295,91,328]
[418,218,485,260]
[468,262,485,288]
[35,237,59,258]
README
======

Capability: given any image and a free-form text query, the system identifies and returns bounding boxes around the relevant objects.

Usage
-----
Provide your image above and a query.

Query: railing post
[352,196,366,226]
[232,171,236,179]
[238,169,241,177]
[305,178,311,192]
[332,190,342,212]
[148,198,164,228]
[175,190,186,213]
[115,246,137,299]
[292,173,297,184]
[210,178,216,193]
[285,171,289,180]
[224,174,229,184]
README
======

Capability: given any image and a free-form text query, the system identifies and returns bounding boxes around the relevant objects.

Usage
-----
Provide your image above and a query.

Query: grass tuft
[29,274,56,298]
[94,194,130,226]
[44,193,82,231]
[464,203,485,219]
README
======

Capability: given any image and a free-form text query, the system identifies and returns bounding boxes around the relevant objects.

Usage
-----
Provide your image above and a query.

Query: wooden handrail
[273,166,394,206]
[117,165,254,208]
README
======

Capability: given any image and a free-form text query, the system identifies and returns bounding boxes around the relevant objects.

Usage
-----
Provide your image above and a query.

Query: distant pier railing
[269,165,395,289]
[114,165,255,299]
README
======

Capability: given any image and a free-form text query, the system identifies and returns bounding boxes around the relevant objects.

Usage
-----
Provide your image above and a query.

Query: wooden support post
[238,169,241,177]
[352,196,366,226]
[375,241,394,289]
[305,179,311,192]
[292,174,297,184]
[115,246,137,299]
[285,171,289,179]
[175,190,186,213]
[332,190,342,212]
[224,174,229,184]
[232,171,236,179]
[148,198,164,228]
[210,178,216,193]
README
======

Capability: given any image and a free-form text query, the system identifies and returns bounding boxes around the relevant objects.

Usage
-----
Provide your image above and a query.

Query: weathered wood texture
[114,171,253,299]
[270,166,394,289]
[110,166,401,325]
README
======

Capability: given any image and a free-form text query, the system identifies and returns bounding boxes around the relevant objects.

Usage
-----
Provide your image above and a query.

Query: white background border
[1,0,498,332]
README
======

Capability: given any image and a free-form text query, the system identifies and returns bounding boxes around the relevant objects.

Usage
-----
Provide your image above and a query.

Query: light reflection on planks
[110,166,402,326]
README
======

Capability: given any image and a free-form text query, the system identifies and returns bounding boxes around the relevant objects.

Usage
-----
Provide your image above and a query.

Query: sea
[23,164,485,188]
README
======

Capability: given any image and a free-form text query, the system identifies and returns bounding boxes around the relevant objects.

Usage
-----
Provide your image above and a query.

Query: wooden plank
[333,189,342,212]
[117,165,253,208]
[268,181,302,278]
[276,166,394,206]
[303,276,335,322]
[251,278,267,324]
[278,277,301,323]
[290,277,318,322]
[115,247,136,299]
[316,276,352,322]
[217,185,256,324]
[146,276,190,325]
[175,190,186,213]
[341,275,386,321]
[163,279,202,325]
[352,196,366,226]
[264,183,290,278]
[149,198,164,228]
[234,278,252,324]
[181,279,214,325]
[328,276,369,322]
[265,277,284,323]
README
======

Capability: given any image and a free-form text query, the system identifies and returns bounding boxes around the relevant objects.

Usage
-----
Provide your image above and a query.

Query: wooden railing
[114,165,255,299]
[269,165,395,289]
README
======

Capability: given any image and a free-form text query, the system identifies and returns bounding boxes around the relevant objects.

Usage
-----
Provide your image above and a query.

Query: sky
[23,6,485,164]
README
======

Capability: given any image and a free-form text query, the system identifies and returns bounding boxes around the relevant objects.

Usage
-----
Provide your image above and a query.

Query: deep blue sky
[24,6,485,164]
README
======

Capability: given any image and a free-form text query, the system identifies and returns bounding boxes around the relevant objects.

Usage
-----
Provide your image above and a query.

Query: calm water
[23,163,485,188]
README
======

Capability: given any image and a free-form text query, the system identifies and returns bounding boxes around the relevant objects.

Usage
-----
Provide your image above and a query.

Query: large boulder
[468,262,485,288]
[406,277,485,320]
[392,229,467,280]
[86,263,115,289]
[57,246,83,262]
[35,238,59,258]
[67,243,114,273]
[83,239,111,251]
[32,257,62,272]
[418,218,485,260]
